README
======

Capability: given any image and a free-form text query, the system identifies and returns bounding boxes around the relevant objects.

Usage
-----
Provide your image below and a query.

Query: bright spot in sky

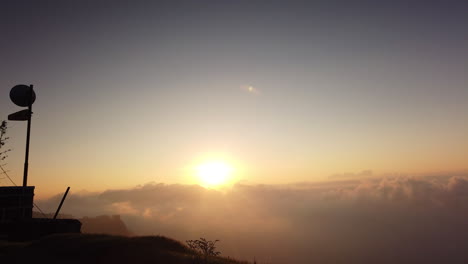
[241,84,260,94]
[196,161,233,187]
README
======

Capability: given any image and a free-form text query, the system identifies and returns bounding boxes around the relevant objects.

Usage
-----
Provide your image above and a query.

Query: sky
[1,0,468,197]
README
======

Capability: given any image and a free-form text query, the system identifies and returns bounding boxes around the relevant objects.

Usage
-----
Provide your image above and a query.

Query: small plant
[0,120,10,161]
[186,237,221,263]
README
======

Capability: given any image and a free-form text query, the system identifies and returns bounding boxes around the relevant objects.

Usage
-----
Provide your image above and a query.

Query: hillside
[0,233,249,264]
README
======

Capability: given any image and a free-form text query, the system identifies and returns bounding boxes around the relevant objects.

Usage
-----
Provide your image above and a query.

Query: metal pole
[23,85,33,187]
[54,187,70,219]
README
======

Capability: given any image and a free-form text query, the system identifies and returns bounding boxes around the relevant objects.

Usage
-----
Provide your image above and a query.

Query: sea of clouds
[37,174,468,264]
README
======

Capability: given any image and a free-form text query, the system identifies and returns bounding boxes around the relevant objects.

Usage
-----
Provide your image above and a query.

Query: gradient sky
[1,0,467,197]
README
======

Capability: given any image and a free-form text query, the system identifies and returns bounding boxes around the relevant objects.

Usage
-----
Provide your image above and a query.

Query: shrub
[186,237,221,262]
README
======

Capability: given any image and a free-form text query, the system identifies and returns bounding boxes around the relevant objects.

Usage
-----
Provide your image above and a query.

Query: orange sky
[1,1,467,198]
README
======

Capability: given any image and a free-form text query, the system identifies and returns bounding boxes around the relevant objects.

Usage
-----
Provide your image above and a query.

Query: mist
[37,175,468,263]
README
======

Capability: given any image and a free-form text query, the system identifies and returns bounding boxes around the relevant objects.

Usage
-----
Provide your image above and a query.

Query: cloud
[36,175,468,264]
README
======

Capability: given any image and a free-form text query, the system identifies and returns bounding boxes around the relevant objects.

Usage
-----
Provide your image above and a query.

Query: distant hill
[80,215,132,236]
[0,233,249,264]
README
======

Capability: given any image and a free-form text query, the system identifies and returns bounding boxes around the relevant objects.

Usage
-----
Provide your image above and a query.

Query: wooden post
[54,187,70,219]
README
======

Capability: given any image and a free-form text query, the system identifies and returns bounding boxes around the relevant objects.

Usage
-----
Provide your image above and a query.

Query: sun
[196,161,233,187]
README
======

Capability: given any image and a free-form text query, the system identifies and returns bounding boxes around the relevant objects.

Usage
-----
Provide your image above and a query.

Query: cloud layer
[37,175,468,264]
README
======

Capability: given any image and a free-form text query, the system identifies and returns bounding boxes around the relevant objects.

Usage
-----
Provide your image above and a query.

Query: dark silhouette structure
[0,85,81,241]
[0,186,81,241]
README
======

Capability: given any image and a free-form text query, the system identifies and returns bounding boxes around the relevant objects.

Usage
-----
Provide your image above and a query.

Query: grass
[0,233,250,264]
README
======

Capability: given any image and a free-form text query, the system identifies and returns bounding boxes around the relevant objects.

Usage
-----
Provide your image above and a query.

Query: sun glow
[196,161,233,187]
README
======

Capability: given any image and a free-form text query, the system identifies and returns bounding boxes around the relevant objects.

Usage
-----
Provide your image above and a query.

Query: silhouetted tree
[0,121,10,161]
